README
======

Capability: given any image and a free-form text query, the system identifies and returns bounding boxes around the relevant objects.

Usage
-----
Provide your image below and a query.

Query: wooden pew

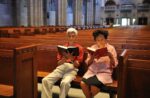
[103,49,150,98]
[0,43,37,98]
[118,49,150,98]
[0,26,150,48]
[0,25,149,39]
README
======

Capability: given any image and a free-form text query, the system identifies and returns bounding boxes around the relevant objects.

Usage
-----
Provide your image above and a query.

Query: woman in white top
[80,30,118,98]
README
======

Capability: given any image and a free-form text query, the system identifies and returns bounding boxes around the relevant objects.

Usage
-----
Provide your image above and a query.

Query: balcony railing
[104,5,117,12]
[137,4,150,11]
[103,4,149,12]
[120,4,134,12]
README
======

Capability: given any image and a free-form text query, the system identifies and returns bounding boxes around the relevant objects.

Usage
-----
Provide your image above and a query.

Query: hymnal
[87,47,108,58]
[57,45,79,56]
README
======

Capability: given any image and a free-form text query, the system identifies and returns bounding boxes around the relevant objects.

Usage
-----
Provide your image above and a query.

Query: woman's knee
[80,81,85,85]
[42,77,48,84]
[42,77,54,88]
[42,77,52,85]
[60,81,71,87]
[42,78,50,86]
[80,81,88,88]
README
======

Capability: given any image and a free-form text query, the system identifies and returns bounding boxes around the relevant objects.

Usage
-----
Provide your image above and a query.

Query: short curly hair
[93,30,109,40]
[66,27,78,35]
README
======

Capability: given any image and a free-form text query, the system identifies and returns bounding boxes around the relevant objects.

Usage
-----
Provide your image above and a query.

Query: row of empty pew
[0,25,104,38]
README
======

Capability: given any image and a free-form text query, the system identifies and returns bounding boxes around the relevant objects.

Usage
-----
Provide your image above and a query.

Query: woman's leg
[59,68,77,98]
[60,75,75,98]
[81,75,104,98]
[41,71,61,98]
[41,64,66,98]
[90,86,100,97]
[80,81,92,98]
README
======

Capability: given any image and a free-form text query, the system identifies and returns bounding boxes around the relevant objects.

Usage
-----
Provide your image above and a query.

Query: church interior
[0,0,150,98]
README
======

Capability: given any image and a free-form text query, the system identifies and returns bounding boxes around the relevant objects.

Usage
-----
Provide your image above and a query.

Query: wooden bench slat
[106,80,118,88]
[37,71,49,78]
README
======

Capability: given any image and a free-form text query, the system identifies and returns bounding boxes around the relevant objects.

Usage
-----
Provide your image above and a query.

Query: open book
[87,47,108,58]
[57,45,79,56]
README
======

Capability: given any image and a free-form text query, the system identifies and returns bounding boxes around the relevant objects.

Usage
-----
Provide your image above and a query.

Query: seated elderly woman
[41,28,84,98]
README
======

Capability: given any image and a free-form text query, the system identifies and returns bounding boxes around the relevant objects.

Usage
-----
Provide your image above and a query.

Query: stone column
[14,0,28,26]
[57,0,67,25]
[34,0,37,26]
[83,0,87,25]
[27,0,44,26]
[37,0,44,26]
[48,0,56,25]
[94,0,101,25]
[40,0,44,26]
[74,0,83,25]
[38,0,41,26]
[86,0,94,25]
[11,0,17,26]
[27,0,34,26]
[43,0,47,25]
[15,0,21,26]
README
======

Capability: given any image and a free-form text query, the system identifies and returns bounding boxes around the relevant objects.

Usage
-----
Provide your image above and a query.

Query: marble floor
[38,83,113,98]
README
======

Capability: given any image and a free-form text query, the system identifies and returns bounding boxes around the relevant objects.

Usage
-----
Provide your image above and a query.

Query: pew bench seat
[106,80,117,90]
[37,71,117,98]
[0,84,13,98]
[37,71,118,97]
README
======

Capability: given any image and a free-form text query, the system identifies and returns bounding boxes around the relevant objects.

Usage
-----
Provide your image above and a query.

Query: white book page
[87,47,96,52]
[68,46,76,48]
[57,45,67,49]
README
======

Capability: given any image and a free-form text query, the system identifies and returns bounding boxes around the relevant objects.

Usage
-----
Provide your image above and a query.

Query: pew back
[124,59,150,98]
[118,49,150,98]
[0,43,37,98]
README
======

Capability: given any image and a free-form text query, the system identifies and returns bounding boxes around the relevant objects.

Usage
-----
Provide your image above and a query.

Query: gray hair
[66,28,78,35]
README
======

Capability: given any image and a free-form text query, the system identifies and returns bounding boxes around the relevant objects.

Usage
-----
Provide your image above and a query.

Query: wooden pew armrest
[0,84,13,97]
